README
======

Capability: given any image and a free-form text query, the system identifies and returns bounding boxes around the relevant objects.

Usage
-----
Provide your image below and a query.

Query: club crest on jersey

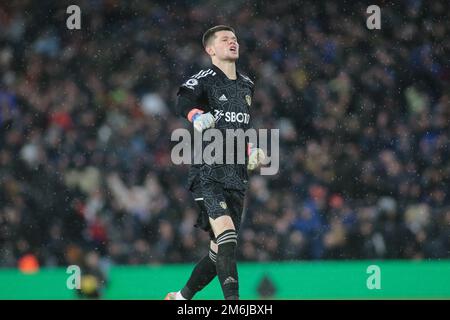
[220,201,227,209]
[245,95,251,106]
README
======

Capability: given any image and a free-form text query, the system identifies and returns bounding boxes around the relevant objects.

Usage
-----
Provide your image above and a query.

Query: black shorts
[191,176,246,242]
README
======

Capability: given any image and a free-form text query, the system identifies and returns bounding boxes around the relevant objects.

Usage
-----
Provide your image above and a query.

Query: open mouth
[230,47,237,53]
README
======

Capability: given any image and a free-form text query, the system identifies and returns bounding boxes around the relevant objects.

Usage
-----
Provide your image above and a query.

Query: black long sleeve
[176,95,202,119]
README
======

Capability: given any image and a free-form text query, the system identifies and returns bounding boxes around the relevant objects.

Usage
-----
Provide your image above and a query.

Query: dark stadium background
[0,0,449,299]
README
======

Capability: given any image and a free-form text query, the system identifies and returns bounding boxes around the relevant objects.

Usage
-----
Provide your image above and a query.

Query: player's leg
[177,239,218,300]
[165,236,218,300]
[165,182,218,300]
[209,188,245,300]
[209,214,239,300]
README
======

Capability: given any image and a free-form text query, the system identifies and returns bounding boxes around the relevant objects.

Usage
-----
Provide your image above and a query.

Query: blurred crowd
[0,0,449,270]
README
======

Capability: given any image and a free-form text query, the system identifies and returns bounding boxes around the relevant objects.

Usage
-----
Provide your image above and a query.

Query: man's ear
[205,45,215,56]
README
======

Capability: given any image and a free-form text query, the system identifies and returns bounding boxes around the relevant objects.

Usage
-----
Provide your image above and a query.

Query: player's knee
[209,215,235,236]
[216,229,237,257]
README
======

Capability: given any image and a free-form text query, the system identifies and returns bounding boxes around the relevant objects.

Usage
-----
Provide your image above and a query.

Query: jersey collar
[211,64,240,81]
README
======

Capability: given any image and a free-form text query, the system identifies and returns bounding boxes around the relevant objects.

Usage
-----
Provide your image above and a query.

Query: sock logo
[223,277,237,285]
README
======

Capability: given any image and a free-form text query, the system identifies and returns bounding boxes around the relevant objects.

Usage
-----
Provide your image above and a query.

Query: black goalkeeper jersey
[177,64,255,191]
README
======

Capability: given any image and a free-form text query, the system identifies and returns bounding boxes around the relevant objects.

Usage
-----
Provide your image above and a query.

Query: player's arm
[176,76,215,132]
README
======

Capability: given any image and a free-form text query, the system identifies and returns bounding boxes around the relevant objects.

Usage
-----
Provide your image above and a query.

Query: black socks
[181,249,217,300]
[182,229,239,300]
[215,229,239,300]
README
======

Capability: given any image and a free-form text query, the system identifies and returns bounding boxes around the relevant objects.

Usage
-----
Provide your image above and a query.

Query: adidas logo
[223,277,237,285]
[219,94,228,101]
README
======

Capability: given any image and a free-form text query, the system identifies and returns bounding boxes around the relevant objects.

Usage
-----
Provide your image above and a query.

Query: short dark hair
[202,25,236,48]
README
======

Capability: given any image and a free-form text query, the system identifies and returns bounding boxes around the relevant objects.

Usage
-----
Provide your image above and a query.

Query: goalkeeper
[166,25,264,300]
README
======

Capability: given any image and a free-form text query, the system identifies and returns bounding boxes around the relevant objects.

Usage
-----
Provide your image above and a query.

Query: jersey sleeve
[176,74,208,120]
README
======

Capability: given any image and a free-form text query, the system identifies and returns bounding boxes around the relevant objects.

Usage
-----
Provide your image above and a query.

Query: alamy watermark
[66,265,81,289]
[66,5,380,31]
[171,128,279,175]
[366,265,381,290]
[66,5,81,30]
[366,5,381,30]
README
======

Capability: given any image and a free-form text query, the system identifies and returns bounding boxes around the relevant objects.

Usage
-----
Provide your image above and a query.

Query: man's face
[207,30,239,61]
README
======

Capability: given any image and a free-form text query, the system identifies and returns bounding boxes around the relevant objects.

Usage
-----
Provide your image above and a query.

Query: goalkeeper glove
[247,144,265,171]
[191,112,215,132]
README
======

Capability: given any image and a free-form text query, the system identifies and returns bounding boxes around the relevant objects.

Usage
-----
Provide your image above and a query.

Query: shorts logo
[220,201,227,209]
[245,95,251,106]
